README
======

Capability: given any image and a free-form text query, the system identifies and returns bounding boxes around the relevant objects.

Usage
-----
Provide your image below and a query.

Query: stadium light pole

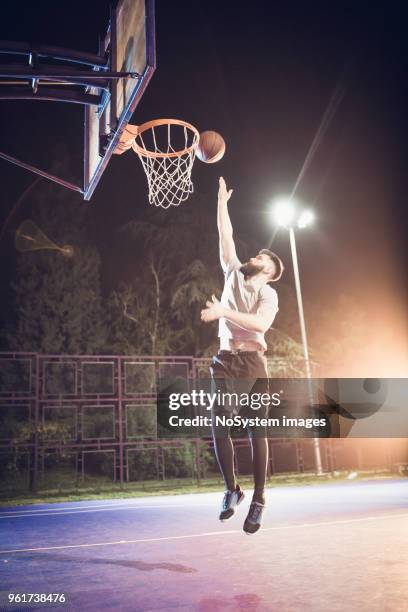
[272,199,323,475]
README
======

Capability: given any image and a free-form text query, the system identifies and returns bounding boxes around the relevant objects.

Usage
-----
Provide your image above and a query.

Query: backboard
[84,0,156,200]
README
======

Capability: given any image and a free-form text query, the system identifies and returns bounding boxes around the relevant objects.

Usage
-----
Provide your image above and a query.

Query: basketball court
[1,480,407,611]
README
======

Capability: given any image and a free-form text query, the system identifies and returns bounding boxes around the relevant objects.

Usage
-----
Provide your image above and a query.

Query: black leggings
[210,352,269,499]
[213,430,268,496]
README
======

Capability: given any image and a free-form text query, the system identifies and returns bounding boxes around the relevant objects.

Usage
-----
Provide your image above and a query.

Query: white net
[132,120,199,209]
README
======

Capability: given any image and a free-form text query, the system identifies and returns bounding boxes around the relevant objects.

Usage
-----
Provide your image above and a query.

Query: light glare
[273,198,296,227]
[297,210,315,229]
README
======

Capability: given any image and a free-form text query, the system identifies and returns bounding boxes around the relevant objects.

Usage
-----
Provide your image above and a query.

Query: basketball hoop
[117,119,200,209]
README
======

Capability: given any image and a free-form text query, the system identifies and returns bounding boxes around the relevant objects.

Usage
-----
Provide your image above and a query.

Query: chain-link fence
[0,352,407,496]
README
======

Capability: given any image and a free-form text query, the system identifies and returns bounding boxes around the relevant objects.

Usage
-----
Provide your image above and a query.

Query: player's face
[249,253,267,265]
[241,253,276,279]
[248,253,276,276]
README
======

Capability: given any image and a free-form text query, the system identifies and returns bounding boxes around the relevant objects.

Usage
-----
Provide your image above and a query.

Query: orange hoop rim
[131,118,200,159]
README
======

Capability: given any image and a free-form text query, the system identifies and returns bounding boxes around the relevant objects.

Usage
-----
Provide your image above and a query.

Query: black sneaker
[219,486,245,521]
[243,501,265,534]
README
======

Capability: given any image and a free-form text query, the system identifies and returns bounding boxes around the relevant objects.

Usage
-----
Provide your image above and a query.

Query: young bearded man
[201,177,284,534]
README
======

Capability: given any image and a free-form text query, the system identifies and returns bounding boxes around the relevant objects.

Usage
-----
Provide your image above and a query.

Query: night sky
[0,1,407,370]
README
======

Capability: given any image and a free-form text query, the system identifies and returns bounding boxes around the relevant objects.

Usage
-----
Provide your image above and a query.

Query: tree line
[0,179,373,373]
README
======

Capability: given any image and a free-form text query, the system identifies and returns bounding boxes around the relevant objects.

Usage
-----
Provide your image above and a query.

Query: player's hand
[201,295,226,323]
[218,177,233,203]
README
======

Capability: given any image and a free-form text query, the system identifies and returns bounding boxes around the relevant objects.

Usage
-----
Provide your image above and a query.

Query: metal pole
[0,68,139,79]
[289,227,323,475]
[0,150,83,194]
[30,354,40,493]
[117,357,124,489]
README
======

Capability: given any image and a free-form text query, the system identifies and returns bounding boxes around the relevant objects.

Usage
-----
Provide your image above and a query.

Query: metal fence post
[117,357,124,488]
[195,438,201,486]
[29,353,40,493]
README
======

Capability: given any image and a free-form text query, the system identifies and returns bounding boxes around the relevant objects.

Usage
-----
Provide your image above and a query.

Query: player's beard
[240,261,264,279]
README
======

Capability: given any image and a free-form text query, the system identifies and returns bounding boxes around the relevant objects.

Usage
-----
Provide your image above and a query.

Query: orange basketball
[196,131,226,164]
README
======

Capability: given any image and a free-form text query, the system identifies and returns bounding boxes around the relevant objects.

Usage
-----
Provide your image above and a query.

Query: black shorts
[210,351,270,433]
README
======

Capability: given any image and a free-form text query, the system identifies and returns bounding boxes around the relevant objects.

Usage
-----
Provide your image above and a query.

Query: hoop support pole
[0,87,102,105]
[0,66,140,80]
[0,150,84,194]
[0,40,108,67]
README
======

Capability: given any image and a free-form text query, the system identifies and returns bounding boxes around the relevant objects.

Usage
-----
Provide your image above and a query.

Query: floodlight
[297,210,315,229]
[273,198,296,227]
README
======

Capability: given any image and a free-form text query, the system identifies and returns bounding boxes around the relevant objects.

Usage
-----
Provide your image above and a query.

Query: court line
[0,502,165,514]
[1,512,407,554]
[0,494,215,517]
[0,503,211,519]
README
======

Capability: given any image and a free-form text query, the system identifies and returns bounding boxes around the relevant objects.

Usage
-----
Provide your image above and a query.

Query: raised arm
[217,177,237,269]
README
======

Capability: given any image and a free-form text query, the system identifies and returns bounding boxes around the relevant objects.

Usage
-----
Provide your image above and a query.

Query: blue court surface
[0,480,407,611]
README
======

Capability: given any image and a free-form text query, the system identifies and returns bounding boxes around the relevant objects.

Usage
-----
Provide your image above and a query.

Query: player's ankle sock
[227,481,237,492]
[252,488,265,504]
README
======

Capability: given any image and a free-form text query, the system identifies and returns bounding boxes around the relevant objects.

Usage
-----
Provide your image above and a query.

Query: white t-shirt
[218,255,279,351]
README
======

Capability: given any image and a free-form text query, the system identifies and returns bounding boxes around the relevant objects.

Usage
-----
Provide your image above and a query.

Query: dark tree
[7,182,107,354]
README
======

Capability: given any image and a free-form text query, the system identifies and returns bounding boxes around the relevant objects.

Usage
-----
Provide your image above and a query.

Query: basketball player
[201,177,284,534]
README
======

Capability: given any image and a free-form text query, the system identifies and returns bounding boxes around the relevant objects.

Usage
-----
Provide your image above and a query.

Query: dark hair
[259,249,285,282]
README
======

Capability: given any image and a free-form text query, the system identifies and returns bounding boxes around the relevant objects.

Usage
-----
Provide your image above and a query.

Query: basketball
[196,131,226,164]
